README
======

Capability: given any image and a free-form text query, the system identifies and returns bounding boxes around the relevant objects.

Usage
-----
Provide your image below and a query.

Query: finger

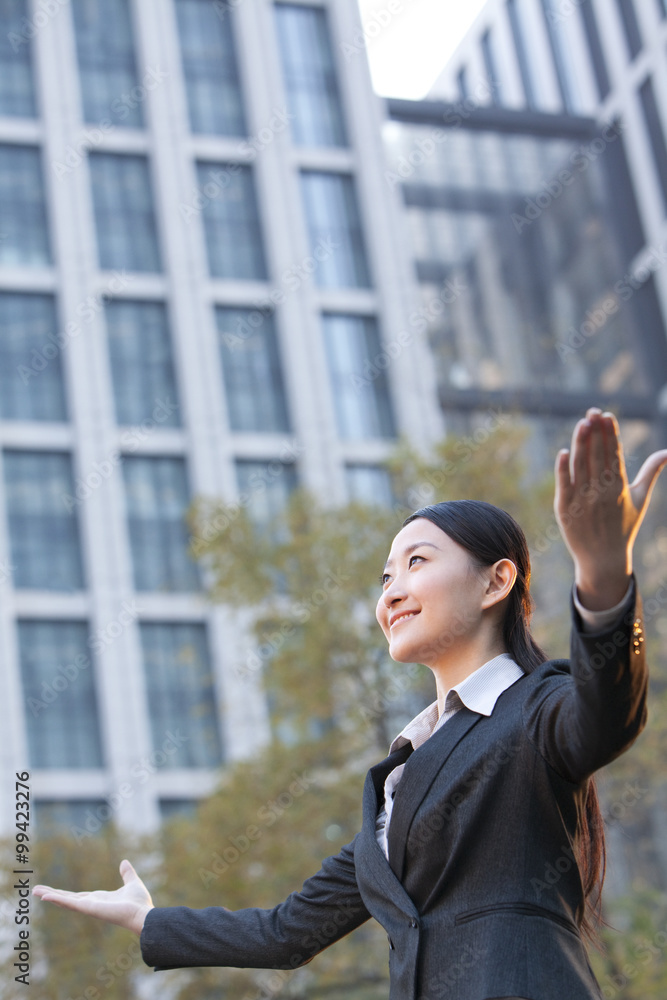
[120,859,137,883]
[554,449,573,509]
[601,411,624,479]
[570,418,590,488]
[587,411,606,481]
[629,449,667,511]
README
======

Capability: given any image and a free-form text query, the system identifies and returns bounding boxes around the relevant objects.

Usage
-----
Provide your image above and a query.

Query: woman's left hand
[555,408,667,611]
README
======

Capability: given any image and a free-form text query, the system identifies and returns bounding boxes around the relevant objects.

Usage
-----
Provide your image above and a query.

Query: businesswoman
[34,409,667,1000]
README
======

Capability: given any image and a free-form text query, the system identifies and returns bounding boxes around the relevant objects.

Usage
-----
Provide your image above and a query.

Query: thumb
[119,859,138,883]
[630,449,667,510]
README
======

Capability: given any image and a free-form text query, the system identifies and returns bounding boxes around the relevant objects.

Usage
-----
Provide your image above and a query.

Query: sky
[356,0,488,99]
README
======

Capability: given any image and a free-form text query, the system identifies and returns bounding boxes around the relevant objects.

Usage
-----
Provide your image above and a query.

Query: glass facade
[18,621,103,768]
[197,162,267,280]
[122,456,199,592]
[235,458,297,526]
[507,0,536,108]
[384,122,655,400]
[105,300,181,427]
[346,465,394,507]
[4,451,85,591]
[615,0,643,60]
[300,172,371,288]
[216,306,290,433]
[322,314,396,440]
[481,29,503,106]
[89,153,161,272]
[175,0,246,136]
[1,0,37,117]
[71,0,143,127]
[0,293,67,422]
[139,622,222,767]
[275,4,347,147]
[638,77,667,215]
[0,145,50,267]
[539,0,579,113]
[578,0,610,101]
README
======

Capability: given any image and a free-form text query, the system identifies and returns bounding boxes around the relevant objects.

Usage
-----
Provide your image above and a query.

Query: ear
[481,559,517,610]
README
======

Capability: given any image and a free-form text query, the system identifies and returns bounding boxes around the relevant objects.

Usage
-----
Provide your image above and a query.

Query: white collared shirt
[375,585,634,858]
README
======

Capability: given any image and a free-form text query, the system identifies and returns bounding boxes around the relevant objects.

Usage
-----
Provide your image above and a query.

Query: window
[507,0,536,107]
[72,0,143,127]
[322,314,396,440]
[4,451,85,590]
[18,621,103,768]
[0,294,67,421]
[105,300,180,427]
[615,0,643,60]
[35,800,110,836]
[346,465,394,507]
[216,307,290,432]
[275,4,346,147]
[140,623,222,767]
[175,0,246,136]
[639,77,667,214]
[300,172,371,288]
[0,145,50,267]
[235,458,297,526]
[1,0,36,117]
[578,0,610,100]
[197,162,267,280]
[658,0,667,20]
[89,153,161,272]
[481,29,502,106]
[122,456,199,592]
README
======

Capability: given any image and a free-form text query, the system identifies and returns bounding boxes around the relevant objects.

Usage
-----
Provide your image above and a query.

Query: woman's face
[375,517,493,668]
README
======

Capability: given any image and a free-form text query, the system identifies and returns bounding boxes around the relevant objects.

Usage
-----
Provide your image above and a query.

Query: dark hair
[403,499,605,944]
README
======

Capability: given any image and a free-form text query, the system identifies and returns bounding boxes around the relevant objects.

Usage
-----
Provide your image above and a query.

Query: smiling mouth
[390,611,420,630]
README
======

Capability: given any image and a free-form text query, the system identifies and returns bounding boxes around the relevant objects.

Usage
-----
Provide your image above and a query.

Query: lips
[389,610,420,630]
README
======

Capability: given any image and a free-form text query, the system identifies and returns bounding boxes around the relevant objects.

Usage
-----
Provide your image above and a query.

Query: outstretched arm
[554,407,667,611]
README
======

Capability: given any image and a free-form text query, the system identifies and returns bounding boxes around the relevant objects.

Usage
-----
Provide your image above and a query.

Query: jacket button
[410,918,418,928]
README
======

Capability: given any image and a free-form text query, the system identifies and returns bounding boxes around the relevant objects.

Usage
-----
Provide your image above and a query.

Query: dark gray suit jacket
[141,584,648,1000]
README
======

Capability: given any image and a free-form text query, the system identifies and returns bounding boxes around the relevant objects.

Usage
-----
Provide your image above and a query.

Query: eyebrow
[382,541,440,573]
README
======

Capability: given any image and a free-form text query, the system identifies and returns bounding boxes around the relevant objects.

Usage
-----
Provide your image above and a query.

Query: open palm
[33,859,153,937]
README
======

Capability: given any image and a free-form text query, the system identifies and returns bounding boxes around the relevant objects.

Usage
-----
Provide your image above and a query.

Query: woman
[34,409,667,1000]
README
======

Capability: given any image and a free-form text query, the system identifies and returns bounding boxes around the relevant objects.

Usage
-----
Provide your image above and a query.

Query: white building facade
[0,0,442,838]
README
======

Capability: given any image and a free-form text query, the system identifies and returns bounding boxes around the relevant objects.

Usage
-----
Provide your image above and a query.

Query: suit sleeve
[140,835,371,971]
[522,576,648,784]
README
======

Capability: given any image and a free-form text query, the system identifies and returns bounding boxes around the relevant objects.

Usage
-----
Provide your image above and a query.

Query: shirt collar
[389,653,524,754]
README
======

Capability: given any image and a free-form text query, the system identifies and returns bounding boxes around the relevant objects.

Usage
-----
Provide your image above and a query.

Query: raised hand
[554,408,667,611]
[33,859,154,937]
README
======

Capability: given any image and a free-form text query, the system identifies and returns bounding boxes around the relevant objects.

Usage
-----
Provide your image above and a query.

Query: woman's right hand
[33,859,154,937]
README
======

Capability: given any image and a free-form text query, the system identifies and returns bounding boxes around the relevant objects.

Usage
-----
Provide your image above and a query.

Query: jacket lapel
[386,706,482,882]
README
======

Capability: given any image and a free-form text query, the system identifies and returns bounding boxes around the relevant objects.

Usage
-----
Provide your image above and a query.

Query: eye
[379,554,424,587]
